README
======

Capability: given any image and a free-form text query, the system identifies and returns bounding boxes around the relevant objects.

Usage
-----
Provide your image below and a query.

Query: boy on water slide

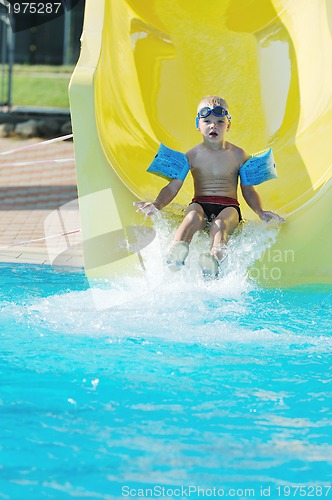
[134,95,284,277]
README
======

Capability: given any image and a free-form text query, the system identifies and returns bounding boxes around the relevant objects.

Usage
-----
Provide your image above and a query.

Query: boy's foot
[166,241,189,271]
[198,253,219,279]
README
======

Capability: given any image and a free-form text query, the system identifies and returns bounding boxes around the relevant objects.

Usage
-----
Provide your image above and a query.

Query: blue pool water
[1,250,332,499]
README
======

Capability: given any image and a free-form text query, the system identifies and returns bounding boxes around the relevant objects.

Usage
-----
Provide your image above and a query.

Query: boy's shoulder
[227,142,248,161]
[185,144,202,166]
[186,143,201,156]
[226,142,249,168]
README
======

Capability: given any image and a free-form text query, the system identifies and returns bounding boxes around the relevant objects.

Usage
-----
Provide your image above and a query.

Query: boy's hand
[133,201,159,216]
[258,210,285,223]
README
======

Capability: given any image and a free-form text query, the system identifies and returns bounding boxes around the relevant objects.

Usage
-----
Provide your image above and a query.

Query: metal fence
[0,0,14,108]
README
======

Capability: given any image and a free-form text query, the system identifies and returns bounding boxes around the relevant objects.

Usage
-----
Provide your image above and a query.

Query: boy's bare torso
[187,142,246,200]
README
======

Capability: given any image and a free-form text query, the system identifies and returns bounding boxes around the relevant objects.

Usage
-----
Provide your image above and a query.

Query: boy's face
[197,106,231,142]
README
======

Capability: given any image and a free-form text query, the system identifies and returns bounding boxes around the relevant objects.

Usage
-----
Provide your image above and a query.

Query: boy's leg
[209,207,239,260]
[199,207,239,278]
[173,203,206,243]
[167,204,206,268]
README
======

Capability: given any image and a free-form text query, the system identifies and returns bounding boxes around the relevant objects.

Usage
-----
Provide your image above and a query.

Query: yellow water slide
[69,0,332,287]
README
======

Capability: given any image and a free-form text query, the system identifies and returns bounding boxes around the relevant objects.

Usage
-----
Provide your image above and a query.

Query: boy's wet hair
[197,95,229,112]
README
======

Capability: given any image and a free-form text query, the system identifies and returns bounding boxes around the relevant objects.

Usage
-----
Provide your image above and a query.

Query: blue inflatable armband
[239,148,278,186]
[147,143,190,182]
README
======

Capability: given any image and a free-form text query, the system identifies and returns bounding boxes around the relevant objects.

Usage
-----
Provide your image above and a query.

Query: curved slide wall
[69,0,332,287]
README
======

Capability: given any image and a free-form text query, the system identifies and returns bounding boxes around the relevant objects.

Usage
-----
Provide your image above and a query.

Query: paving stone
[0,137,83,267]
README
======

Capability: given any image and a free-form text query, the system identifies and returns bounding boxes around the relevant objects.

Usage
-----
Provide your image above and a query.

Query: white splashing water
[27,217,285,341]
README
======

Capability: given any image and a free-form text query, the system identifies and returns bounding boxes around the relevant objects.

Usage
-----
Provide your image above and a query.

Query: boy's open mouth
[209,132,218,137]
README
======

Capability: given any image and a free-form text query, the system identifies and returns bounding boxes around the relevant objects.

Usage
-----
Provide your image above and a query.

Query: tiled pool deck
[0,136,83,267]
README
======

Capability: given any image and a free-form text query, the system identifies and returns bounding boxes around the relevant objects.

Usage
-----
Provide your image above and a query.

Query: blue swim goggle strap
[197,106,232,121]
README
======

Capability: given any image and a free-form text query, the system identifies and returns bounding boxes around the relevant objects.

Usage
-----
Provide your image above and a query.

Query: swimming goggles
[197,106,232,121]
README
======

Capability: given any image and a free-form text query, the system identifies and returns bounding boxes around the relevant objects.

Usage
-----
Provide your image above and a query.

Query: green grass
[11,65,74,108]
[14,64,74,74]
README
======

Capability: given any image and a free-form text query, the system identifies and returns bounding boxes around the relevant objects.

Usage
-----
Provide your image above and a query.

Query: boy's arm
[241,184,285,222]
[134,178,183,216]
